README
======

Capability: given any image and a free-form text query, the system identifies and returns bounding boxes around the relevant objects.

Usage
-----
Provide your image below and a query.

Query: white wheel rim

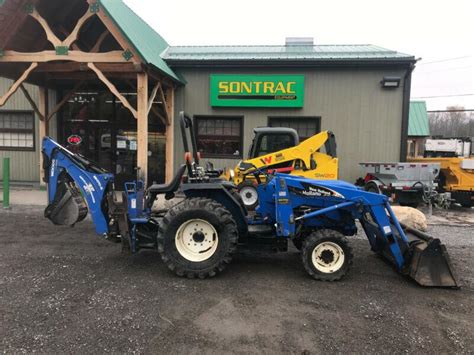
[175,219,219,262]
[312,242,345,273]
[240,186,258,206]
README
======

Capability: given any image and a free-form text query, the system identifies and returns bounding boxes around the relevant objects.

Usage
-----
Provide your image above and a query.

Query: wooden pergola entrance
[0,0,181,185]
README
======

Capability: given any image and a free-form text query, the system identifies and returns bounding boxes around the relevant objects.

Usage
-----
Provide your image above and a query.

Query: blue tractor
[41,112,458,287]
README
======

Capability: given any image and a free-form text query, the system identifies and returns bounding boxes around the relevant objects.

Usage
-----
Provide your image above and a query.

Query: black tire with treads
[157,198,238,279]
[302,229,353,281]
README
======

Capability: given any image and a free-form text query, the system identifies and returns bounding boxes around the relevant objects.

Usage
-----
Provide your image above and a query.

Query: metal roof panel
[101,0,182,83]
[409,101,430,137]
[163,44,415,62]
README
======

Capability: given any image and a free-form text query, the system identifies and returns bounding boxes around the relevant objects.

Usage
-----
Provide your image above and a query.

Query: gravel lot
[0,206,473,354]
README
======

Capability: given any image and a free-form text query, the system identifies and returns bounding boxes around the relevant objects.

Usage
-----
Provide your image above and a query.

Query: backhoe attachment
[44,179,87,226]
[42,137,114,235]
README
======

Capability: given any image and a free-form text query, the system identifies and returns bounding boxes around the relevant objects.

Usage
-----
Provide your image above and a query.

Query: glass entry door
[60,91,166,187]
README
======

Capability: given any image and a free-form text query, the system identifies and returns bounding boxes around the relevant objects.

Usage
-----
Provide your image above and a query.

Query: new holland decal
[289,182,344,199]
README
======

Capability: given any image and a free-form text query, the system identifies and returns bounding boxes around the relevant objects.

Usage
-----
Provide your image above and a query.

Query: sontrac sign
[210,74,304,108]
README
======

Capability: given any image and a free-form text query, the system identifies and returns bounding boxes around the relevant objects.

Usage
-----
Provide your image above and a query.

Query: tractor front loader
[41,112,459,287]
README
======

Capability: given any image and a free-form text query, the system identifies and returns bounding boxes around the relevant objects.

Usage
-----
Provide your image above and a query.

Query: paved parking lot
[0,205,473,354]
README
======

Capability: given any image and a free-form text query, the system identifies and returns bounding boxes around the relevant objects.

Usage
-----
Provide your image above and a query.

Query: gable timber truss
[0,0,173,122]
[0,0,176,183]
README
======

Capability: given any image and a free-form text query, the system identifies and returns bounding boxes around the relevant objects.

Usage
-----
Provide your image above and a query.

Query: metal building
[166,44,416,182]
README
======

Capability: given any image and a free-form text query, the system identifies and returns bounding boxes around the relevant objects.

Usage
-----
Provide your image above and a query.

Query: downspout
[400,62,416,161]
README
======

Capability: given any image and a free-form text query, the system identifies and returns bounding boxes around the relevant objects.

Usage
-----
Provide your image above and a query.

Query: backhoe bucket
[404,226,459,288]
[44,182,88,226]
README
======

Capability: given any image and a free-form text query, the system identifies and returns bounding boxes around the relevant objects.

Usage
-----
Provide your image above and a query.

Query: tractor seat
[148,164,186,198]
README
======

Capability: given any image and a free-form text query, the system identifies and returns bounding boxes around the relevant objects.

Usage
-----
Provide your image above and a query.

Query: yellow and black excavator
[223,127,338,208]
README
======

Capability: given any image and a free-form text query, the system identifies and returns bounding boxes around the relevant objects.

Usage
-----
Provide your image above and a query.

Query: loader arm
[42,137,114,235]
[263,174,459,287]
[238,131,338,177]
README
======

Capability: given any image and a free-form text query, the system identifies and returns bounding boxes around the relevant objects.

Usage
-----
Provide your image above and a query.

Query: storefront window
[60,91,166,186]
[0,111,35,150]
[269,117,321,141]
[195,116,243,158]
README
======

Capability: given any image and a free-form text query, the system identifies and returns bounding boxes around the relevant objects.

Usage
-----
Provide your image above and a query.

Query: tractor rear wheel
[157,198,238,279]
[302,229,353,281]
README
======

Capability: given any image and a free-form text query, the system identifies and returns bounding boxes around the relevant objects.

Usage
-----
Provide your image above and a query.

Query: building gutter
[399,62,416,161]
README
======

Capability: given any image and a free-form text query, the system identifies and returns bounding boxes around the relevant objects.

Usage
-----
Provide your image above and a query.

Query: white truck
[424,138,472,158]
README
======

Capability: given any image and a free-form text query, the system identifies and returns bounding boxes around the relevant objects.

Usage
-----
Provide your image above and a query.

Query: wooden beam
[137,72,149,184]
[164,87,175,183]
[44,72,138,81]
[151,105,167,126]
[38,87,49,187]
[62,9,95,48]
[147,82,161,115]
[0,62,38,107]
[147,69,176,91]
[88,62,138,118]
[19,84,44,121]
[29,8,62,48]
[89,0,141,64]
[36,62,141,73]
[30,5,96,50]
[91,30,110,53]
[46,81,84,122]
[0,50,129,63]
[157,84,169,125]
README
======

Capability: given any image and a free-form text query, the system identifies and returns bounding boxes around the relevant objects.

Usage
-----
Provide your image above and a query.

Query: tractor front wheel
[157,198,238,279]
[302,230,353,281]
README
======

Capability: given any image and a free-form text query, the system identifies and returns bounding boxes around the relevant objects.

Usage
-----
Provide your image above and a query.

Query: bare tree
[428,106,473,138]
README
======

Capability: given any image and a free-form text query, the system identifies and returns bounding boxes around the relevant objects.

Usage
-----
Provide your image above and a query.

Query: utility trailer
[357,162,441,208]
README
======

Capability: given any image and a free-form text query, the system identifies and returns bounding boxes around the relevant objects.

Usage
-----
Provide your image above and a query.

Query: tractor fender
[181,182,248,235]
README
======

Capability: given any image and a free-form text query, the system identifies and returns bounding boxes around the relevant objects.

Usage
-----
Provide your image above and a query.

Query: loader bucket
[44,182,88,226]
[403,226,459,288]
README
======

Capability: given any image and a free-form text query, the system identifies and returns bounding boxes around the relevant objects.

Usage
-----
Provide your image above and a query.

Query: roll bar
[179,111,200,177]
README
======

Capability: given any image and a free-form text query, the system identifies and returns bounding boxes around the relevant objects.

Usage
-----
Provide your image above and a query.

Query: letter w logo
[260,156,272,165]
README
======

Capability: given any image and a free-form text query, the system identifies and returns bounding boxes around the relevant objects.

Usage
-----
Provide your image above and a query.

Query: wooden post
[165,87,175,183]
[38,87,49,188]
[137,72,149,185]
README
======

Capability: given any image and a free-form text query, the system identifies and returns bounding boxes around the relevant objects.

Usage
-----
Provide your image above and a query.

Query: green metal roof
[162,44,415,62]
[100,0,182,83]
[409,101,430,137]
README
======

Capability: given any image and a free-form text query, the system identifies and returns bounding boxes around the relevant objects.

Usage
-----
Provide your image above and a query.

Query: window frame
[194,115,244,159]
[0,110,36,151]
[267,116,322,141]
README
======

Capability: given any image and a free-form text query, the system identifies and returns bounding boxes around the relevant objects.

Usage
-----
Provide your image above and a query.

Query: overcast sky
[125,0,473,111]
